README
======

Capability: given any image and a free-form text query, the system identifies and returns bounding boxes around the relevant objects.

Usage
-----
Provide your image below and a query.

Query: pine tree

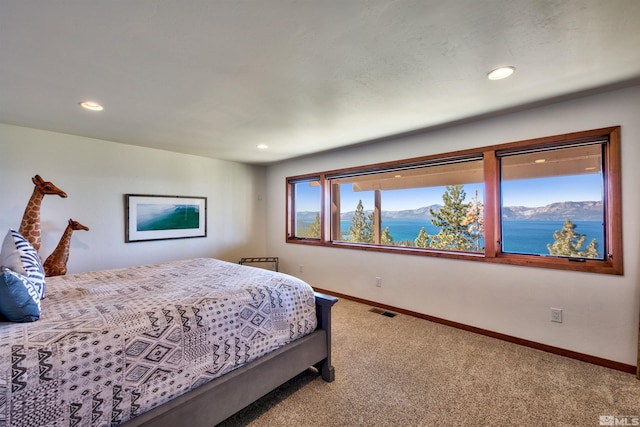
[307,213,321,238]
[546,218,600,258]
[415,227,430,248]
[583,239,599,258]
[365,212,375,243]
[429,185,473,251]
[463,189,484,252]
[349,200,374,243]
[381,226,394,245]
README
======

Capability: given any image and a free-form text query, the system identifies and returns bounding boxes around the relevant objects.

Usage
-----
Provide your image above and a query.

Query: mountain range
[500,201,602,221]
[297,201,603,222]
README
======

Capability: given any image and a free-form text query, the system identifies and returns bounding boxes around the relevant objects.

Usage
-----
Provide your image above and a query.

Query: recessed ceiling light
[534,159,546,164]
[79,101,104,111]
[487,66,515,80]
[257,144,269,150]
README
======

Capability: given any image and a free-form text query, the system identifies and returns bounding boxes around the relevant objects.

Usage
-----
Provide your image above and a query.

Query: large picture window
[499,143,604,259]
[286,127,622,275]
[328,158,484,253]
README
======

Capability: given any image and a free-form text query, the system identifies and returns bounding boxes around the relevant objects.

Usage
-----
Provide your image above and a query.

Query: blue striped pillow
[0,267,41,322]
[0,229,46,299]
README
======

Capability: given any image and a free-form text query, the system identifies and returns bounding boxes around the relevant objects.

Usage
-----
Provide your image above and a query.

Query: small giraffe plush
[43,219,89,277]
[19,175,67,253]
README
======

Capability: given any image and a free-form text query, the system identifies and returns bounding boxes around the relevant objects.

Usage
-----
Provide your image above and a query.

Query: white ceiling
[2,1,640,165]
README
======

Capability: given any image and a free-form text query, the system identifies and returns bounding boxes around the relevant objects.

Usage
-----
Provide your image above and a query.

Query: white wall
[266,85,640,366]
[0,124,267,273]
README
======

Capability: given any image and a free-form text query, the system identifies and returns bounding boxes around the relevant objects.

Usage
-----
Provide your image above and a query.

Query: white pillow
[0,229,46,299]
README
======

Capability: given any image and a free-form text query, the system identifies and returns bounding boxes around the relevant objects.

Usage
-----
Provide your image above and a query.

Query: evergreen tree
[583,239,599,259]
[415,227,430,248]
[463,189,484,252]
[349,200,374,243]
[381,226,394,245]
[546,218,600,258]
[307,213,321,238]
[366,212,375,243]
[429,184,473,251]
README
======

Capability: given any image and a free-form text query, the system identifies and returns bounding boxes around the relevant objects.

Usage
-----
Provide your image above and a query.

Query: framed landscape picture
[125,194,207,242]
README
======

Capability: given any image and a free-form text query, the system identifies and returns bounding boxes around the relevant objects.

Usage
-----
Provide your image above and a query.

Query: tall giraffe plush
[19,175,68,253]
[43,219,89,277]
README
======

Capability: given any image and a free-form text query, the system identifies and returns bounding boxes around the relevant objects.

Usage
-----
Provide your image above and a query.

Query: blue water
[501,220,602,255]
[336,219,603,257]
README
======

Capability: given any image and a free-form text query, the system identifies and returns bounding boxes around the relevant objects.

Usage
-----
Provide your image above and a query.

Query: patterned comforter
[0,258,317,427]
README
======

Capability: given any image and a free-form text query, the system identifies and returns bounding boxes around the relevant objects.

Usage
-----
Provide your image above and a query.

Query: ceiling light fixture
[79,101,104,111]
[257,144,269,150]
[487,66,515,80]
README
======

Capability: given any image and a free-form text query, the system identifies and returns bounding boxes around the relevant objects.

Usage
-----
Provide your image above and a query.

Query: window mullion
[604,127,623,272]
[330,181,341,242]
[483,151,499,258]
[374,189,381,244]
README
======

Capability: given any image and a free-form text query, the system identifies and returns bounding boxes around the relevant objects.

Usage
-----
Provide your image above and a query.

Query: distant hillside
[379,204,442,220]
[297,201,602,222]
[296,208,439,223]
[501,201,603,221]
[338,204,442,221]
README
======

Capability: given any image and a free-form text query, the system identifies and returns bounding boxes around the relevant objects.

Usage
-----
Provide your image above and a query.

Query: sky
[295,173,603,213]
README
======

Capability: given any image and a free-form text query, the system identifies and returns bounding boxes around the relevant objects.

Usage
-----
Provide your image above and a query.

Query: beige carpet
[218,298,640,426]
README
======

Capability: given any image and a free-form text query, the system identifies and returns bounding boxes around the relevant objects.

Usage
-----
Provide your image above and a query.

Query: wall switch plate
[551,308,563,323]
[375,277,382,287]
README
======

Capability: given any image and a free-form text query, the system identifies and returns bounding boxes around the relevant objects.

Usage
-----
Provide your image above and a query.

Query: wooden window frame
[285,127,623,275]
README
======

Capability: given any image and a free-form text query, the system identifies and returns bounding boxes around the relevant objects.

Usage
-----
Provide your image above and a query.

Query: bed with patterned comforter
[0,258,318,427]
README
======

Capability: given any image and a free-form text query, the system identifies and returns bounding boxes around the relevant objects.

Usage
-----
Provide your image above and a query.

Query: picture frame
[125,194,207,242]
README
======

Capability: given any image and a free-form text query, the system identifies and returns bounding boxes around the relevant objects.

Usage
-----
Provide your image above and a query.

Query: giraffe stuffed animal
[19,175,68,253]
[43,219,89,277]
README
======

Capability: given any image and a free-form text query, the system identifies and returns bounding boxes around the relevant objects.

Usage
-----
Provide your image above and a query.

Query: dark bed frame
[121,292,338,427]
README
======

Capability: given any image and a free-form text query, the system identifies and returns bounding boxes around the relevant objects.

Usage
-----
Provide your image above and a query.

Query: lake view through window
[286,127,622,274]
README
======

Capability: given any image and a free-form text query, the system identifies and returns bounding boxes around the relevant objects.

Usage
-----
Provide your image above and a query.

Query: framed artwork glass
[125,194,207,242]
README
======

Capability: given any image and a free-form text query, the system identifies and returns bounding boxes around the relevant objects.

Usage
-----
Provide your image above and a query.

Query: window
[288,177,322,239]
[328,158,484,252]
[286,127,622,274]
[499,143,604,259]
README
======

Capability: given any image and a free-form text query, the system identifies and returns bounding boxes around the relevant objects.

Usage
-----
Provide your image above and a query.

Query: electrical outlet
[298,265,304,273]
[375,277,382,287]
[551,308,563,323]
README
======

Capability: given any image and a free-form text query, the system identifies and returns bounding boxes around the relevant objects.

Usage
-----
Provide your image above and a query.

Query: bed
[0,257,337,427]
